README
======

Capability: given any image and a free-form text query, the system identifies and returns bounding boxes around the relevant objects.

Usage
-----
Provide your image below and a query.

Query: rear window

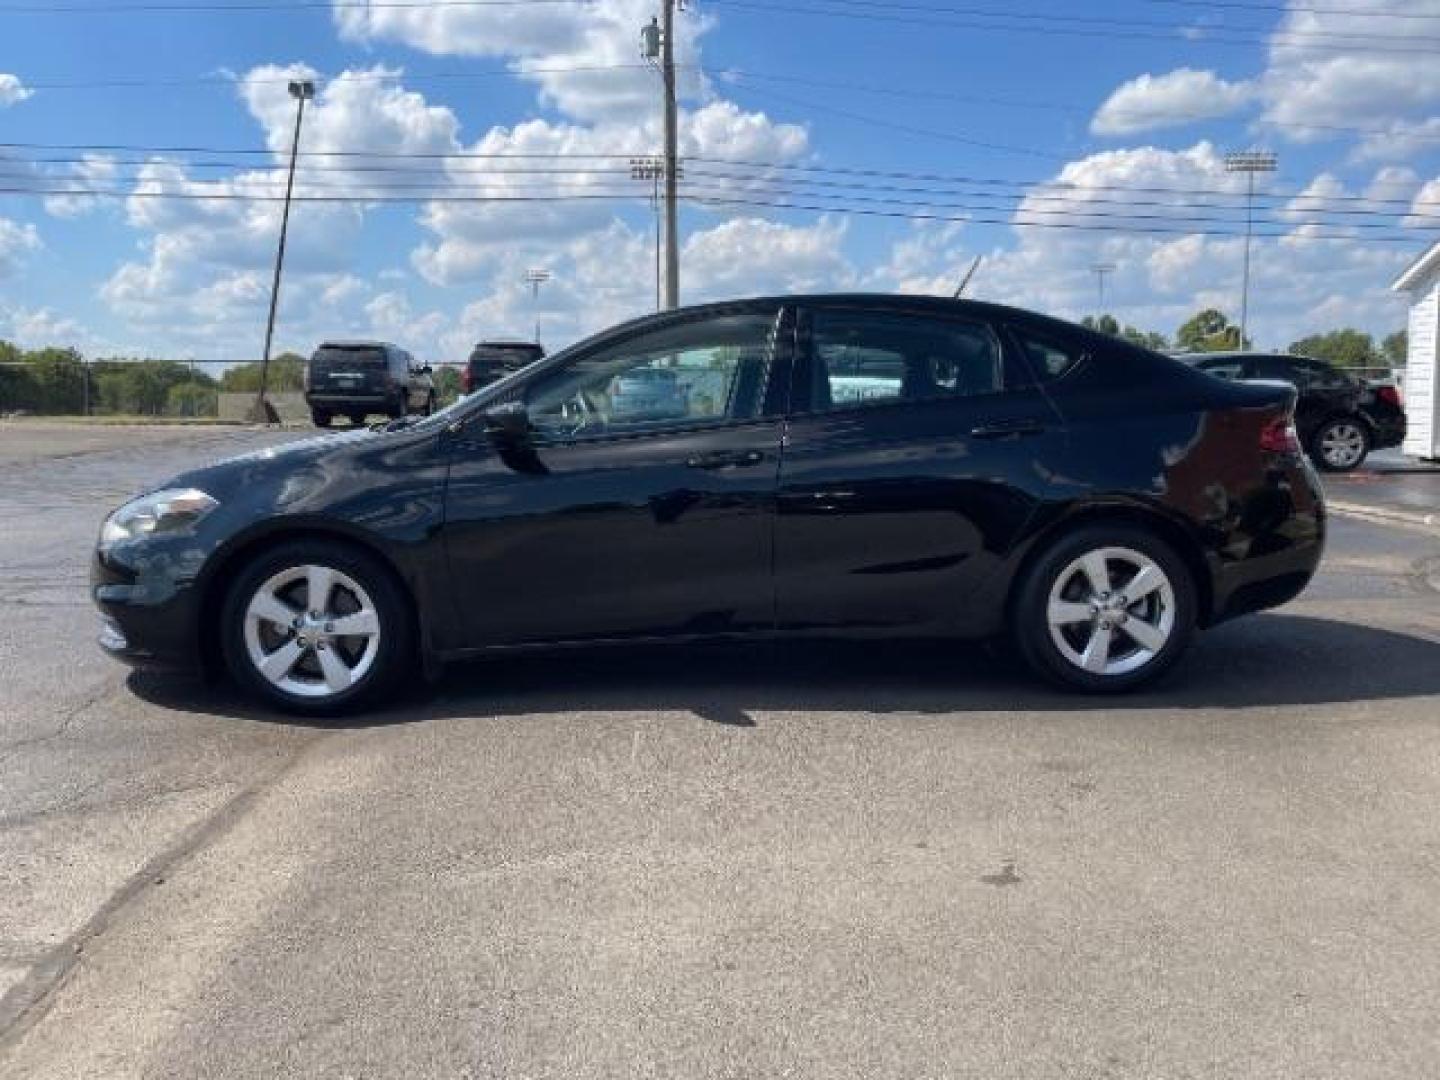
[469,344,543,368]
[1009,328,1083,383]
[312,347,387,373]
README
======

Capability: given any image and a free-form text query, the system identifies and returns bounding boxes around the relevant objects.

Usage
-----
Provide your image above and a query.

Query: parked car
[462,341,545,394]
[609,366,688,420]
[1179,351,1405,471]
[93,295,1324,714]
[305,341,435,428]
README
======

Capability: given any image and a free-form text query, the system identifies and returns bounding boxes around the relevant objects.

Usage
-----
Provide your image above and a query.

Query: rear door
[774,301,1067,636]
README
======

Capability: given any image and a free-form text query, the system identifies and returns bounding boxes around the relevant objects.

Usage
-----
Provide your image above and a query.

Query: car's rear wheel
[221,540,412,715]
[1312,417,1370,472]
[348,413,367,427]
[311,409,331,428]
[1013,525,1196,693]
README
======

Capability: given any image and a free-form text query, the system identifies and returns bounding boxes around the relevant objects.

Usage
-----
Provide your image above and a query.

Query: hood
[163,425,399,500]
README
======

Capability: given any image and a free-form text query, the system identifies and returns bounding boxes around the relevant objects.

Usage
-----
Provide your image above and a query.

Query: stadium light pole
[251,78,315,424]
[1225,151,1277,350]
[525,269,551,345]
[1091,262,1115,317]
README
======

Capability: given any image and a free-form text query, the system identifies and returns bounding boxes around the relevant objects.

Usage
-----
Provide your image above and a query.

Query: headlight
[100,488,219,548]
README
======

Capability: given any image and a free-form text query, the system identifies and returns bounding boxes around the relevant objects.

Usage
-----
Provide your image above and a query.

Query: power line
[3,179,1435,238]
[704,0,1440,55]
[5,141,1433,209]
[1142,0,1440,21]
[11,160,1436,223]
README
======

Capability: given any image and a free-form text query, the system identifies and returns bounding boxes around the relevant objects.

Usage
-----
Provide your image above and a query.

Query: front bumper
[92,548,206,673]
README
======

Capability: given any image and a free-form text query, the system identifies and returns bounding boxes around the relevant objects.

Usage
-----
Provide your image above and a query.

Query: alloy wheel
[1319,422,1366,469]
[242,563,381,698]
[1046,546,1176,677]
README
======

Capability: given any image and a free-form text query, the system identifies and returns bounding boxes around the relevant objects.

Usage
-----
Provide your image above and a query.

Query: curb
[1328,499,1440,533]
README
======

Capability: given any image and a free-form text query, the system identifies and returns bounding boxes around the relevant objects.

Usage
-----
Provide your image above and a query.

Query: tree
[1382,329,1407,369]
[432,364,463,406]
[1286,329,1377,370]
[167,382,219,417]
[1175,309,1246,353]
[219,352,307,393]
[1082,314,1170,352]
[23,348,86,413]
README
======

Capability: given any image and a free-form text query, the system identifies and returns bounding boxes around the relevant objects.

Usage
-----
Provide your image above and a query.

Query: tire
[220,539,414,716]
[311,409,332,428]
[1011,524,1197,693]
[1311,417,1370,472]
[423,393,436,416]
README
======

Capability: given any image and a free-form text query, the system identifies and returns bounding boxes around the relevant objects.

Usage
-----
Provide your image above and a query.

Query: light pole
[525,269,551,345]
[1090,262,1115,317]
[251,78,315,424]
[1225,150,1276,350]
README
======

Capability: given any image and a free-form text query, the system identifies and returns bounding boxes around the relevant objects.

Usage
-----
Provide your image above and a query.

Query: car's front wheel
[1312,417,1370,472]
[221,540,412,715]
[1012,525,1196,693]
[311,409,331,428]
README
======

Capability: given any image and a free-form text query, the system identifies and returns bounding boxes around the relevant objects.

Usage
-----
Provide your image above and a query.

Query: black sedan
[1180,351,1406,471]
[93,295,1325,714]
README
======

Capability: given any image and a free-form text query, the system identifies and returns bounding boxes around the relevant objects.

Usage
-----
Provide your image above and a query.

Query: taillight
[1377,384,1402,409]
[461,367,472,393]
[1260,417,1301,455]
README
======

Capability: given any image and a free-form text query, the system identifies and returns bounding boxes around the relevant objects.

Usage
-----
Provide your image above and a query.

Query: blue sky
[2,0,1439,361]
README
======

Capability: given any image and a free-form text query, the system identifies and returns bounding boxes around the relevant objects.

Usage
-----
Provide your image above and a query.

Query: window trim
[789,303,1016,418]
[1003,322,1091,389]
[516,302,789,448]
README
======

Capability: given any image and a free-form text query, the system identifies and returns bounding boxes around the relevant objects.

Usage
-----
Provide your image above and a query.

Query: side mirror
[483,401,532,444]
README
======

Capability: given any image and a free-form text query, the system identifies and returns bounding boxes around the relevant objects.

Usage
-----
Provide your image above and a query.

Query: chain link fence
[1,355,466,421]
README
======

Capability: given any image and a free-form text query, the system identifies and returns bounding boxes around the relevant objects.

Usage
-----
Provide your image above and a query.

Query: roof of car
[316,340,396,349]
[1174,350,1300,362]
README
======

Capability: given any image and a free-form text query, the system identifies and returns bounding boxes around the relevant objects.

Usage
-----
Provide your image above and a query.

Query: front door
[775,302,1067,636]
[442,304,789,648]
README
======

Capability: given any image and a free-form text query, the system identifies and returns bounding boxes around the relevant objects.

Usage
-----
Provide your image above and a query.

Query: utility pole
[250,79,314,424]
[631,156,684,311]
[525,269,551,345]
[642,3,681,309]
[1090,262,1115,316]
[1225,150,1276,350]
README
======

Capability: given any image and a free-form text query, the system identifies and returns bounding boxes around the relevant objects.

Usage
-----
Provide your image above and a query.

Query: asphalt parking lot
[1,420,1438,1079]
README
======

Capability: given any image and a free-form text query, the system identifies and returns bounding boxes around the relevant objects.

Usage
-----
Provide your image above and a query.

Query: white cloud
[874,142,1413,349]
[333,0,710,123]
[1091,69,1256,137]
[0,218,40,277]
[0,74,31,108]
[1259,0,1440,139]
[43,155,120,219]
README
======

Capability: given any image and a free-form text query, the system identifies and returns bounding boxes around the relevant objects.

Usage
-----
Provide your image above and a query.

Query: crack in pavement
[0,681,121,772]
[0,728,327,1055]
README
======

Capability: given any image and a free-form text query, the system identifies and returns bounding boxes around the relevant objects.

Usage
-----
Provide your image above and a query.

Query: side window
[1009,328,1084,384]
[1201,360,1248,382]
[1295,359,1349,390]
[808,310,1006,412]
[525,310,776,441]
[1256,356,1305,387]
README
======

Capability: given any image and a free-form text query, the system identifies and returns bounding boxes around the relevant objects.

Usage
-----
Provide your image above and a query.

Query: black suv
[1182,352,1405,471]
[305,341,435,428]
[462,341,545,395]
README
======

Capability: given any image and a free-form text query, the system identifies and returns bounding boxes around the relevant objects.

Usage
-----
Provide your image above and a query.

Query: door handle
[685,449,764,470]
[969,420,1045,440]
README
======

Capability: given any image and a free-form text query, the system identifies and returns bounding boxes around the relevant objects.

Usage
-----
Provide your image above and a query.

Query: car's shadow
[128,613,1440,731]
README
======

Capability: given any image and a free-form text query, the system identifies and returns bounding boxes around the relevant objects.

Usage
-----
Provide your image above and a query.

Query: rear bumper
[1208,458,1326,624]
[306,393,393,408]
[1369,414,1406,451]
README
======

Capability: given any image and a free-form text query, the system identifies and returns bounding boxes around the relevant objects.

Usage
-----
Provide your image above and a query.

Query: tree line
[1082,310,1407,372]
[0,345,309,417]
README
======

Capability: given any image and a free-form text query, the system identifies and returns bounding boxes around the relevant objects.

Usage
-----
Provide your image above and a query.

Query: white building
[1392,241,1440,460]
